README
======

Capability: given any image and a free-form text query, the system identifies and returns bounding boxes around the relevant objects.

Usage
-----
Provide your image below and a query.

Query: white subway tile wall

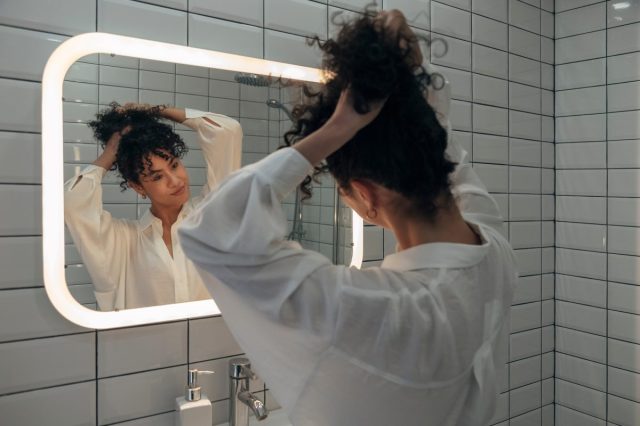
[0,0,558,424]
[555,0,640,424]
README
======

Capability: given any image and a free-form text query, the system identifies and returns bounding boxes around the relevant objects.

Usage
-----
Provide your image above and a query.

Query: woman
[179,10,517,426]
[64,103,242,311]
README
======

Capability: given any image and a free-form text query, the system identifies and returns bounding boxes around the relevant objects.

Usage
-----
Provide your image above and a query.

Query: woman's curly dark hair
[87,103,188,191]
[284,8,456,220]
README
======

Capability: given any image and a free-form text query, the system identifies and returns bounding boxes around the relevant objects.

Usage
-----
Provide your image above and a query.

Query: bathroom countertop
[214,409,292,426]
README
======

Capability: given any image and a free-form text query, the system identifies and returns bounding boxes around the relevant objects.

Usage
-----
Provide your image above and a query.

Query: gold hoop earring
[366,208,377,220]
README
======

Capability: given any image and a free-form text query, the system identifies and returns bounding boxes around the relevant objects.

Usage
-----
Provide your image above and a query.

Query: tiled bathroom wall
[441,0,556,423]
[0,0,555,425]
[554,0,640,425]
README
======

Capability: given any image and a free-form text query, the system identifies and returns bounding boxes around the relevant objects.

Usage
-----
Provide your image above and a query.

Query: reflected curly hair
[284,8,456,220]
[87,103,188,191]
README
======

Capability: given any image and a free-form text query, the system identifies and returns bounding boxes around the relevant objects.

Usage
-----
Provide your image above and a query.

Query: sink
[215,409,292,426]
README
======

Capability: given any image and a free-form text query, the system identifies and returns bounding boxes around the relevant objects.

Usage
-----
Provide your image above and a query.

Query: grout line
[554,348,640,376]
[556,48,640,65]
[96,363,189,382]
[187,0,190,46]
[507,403,550,422]
[0,378,97,399]
[557,377,608,396]
[555,376,640,407]
[553,298,609,314]
[538,10,544,415]
[506,0,512,418]
[558,107,640,116]
[556,19,640,41]
[554,26,607,41]
[555,219,631,228]
[555,81,627,92]
[0,75,45,84]
[0,22,75,37]
[470,0,474,176]
[605,9,610,421]
[555,402,608,422]
[555,1,604,14]
[553,320,610,338]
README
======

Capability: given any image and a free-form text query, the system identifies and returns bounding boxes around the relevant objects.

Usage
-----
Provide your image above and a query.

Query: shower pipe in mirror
[42,32,364,329]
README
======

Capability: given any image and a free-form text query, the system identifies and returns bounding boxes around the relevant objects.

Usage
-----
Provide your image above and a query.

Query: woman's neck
[150,204,183,228]
[387,202,481,252]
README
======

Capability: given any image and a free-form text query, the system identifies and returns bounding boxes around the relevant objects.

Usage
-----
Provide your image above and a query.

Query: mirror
[44,33,362,328]
[62,55,354,312]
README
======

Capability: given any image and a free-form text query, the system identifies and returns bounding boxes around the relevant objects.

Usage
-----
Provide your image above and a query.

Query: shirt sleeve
[180,109,243,198]
[425,68,505,235]
[63,165,128,311]
[178,148,345,410]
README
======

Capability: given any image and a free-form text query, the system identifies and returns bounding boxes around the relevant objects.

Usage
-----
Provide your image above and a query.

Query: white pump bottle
[175,368,214,426]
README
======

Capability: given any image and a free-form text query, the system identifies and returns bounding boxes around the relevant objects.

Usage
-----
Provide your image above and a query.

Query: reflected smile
[172,186,186,196]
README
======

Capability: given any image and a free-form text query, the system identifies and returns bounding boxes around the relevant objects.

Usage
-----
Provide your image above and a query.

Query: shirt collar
[380,222,491,271]
[137,201,194,231]
[138,207,156,231]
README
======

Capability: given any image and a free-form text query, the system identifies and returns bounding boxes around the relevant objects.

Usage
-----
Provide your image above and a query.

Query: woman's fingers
[105,131,122,152]
[121,102,152,111]
[333,88,386,132]
[375,10,423,69]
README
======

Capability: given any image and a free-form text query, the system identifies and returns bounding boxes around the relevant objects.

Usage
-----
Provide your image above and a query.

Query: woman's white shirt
[179,99,517,424]
[64,109,242,311]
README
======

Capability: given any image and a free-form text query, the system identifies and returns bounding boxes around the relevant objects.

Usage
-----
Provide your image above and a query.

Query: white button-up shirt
[179,86,517,426]
[64,109,242,311]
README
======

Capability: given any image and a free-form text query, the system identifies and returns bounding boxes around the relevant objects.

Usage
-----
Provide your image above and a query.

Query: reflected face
[136,153,190,208]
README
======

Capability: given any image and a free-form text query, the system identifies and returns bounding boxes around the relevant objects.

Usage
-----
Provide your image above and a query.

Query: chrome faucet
[229,357,268,426]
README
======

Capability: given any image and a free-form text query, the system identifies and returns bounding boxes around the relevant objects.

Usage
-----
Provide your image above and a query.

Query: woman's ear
[350,179,377,209]
[128,181,146,198]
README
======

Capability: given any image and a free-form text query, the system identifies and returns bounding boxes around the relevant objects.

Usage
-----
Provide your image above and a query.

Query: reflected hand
[103,124,131,161]
[117,102,183,122]
[116,102,152,113]
[105,128,124,152]
[101,125,129,165]
[93,128,125,170]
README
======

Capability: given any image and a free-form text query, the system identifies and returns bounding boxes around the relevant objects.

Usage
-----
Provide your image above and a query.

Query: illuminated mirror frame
[42,33,364,329]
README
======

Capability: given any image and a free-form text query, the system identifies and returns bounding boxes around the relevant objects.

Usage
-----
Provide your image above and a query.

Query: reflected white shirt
[179,90,517,425]
[64,109,242,311]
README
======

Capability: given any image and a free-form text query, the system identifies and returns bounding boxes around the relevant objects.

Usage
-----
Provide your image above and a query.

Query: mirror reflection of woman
[64,104,242,311]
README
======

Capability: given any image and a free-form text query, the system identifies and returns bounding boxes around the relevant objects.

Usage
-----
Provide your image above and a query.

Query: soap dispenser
[175,368,214,426]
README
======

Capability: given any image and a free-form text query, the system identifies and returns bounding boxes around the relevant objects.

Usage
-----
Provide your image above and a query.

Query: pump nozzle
[186,369,214,401]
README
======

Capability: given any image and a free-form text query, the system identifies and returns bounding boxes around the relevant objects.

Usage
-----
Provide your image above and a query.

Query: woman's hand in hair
[119,102,186,123]
[293,89,386,166]
[375,9,423,70]
[93,126,128,170]
[118,102,152,112]
[328,88,386,134]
